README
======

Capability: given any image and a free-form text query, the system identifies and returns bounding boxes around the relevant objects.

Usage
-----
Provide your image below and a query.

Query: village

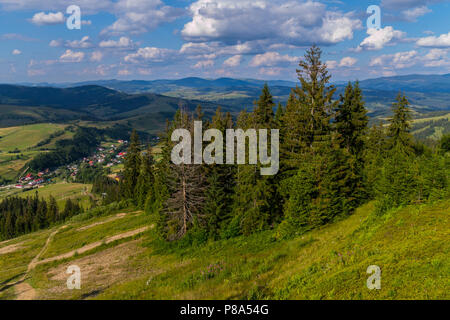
[10,139,128,191]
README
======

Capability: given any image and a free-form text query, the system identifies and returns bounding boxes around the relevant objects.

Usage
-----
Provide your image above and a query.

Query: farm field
[0,123,71,181]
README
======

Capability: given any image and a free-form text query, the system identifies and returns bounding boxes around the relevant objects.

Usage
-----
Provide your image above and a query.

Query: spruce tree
[123,129,142,200]
[136,146,155,209]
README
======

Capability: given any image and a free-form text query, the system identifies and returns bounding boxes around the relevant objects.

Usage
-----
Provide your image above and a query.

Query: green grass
[1,199,448,300]
[0,123,67,152]
[0,123,69,181]
[0,182,93,210]
[40,211,149,259]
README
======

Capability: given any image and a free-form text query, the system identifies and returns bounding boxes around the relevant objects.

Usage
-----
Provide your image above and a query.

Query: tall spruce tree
[335,81,369,205]
[136,146,155,209]
[123,129,142,200]
[161,108,206,241]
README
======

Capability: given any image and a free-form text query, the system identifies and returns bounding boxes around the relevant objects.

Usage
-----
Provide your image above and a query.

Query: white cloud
[0,0,112,14]
[49,36,93,49]
[326,57,357,69]
[381,0,443,10]
[124,47,177,64]
[101,0,184,36]
[12,49,21,55]
[356,26,405,51]
[401,6,431,21]
[67,36,93,49]
[30,11,64,25]
[193,60,214,69]
[49,39,62,47]
[118,69,131,76]
[249,52,298,67]
[326,60,338,69]
[369,50,419,69]
[258,67,283,76]
[339,56,357,67]
[223,55,242,67]
[99,37,134,49]
[416,32,450,48]
[90,51,104,62]
[59,49,85,62]
[422,48,450,67]
[182,0,361,46]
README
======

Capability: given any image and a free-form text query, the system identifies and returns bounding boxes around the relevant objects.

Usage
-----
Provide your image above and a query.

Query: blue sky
[1,0,450,83]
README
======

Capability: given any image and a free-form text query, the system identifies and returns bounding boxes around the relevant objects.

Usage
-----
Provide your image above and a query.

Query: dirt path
[0,243,24,255]
[32,226,151,267]
[6,220,150,300]
[27,225,68,272]
[5,225,67,300]
[14,282,37,300]
[76,212,131,231]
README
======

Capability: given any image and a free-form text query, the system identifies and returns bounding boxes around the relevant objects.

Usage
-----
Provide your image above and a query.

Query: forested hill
[0,84,229,128]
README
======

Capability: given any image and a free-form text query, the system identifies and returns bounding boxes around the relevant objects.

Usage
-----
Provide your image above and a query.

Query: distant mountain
[0,84,231,133]
[2,74,450,136]
[357,74,450,93]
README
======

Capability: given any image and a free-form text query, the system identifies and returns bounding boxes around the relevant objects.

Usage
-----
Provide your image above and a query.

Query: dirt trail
[5,217,150,300]
[0,243,24,255]
[76,212,131,231]
[32,226,151,268]
[6,225,68,300]
[27,225,68,272]
[14,282,37,300]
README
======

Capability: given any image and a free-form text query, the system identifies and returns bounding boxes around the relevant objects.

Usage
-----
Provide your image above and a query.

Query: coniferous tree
[123,129,142,200]
[161,108,206,241]
[203,108,235,239]
[335,81,369,205]
[136,146,155,209]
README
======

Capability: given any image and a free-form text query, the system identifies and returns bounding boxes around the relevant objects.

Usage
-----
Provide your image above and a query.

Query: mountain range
[1,73,450,135]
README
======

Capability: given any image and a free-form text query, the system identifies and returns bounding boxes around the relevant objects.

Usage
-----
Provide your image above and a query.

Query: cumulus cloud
[118,69,131,76]
[381,0,443,10]
[339,57,357,67]
[50,36,93,49]
[90,51,103,62]
[416,32,450,48]
[124,47,177,64]
[99,37,134,49]
[367,50,449,69]
[249,52,298,67]
[258,67,283,76]
[182,0,361,46]
[180,41,262,61]
[223,55,242,67]
[101,0,184,36]
[401,6,431,21]
[59,49,85,62]
[30,11,64,25]
[326,57,357,69]
[356,26,405,51]
[193,60,214,69]
[12,49,21,55]
[0,0,112,14]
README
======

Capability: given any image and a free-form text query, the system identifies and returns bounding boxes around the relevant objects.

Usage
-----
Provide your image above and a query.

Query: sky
[1,0,450,83]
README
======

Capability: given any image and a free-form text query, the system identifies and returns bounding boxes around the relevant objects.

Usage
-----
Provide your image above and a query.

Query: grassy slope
[0,199,448,300]
[0,183,93,210]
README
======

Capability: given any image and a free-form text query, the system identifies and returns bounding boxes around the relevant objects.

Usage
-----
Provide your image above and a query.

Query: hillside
[0,85,229,132]
[0,200,447,300]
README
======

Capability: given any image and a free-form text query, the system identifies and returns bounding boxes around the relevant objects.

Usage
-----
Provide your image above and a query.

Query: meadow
[0,199,448,300]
